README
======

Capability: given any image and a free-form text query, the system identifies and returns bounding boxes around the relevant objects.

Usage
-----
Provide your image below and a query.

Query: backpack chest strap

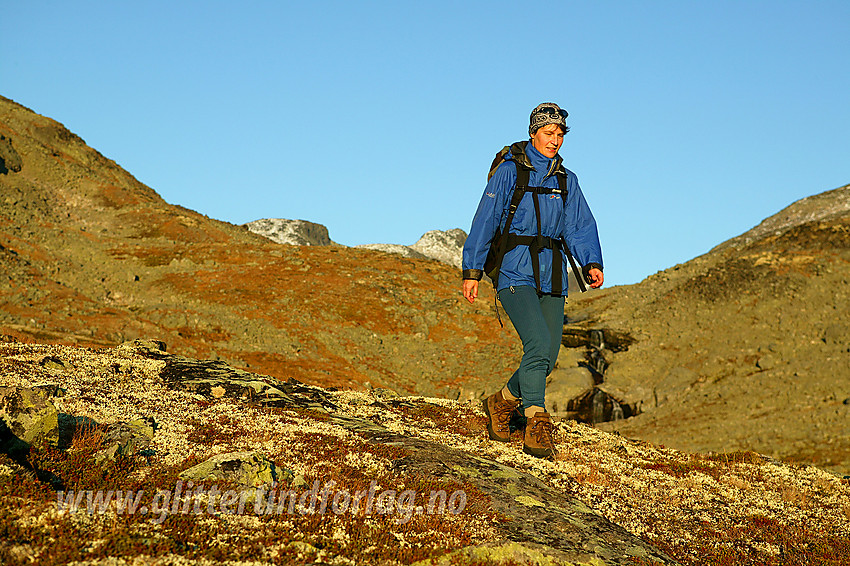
[502,168,580,295]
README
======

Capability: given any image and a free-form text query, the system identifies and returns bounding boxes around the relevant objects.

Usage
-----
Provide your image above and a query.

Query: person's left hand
[587,268,604,288]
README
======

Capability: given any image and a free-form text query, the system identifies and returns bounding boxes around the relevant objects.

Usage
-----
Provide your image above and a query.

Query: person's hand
[462,279,479,303]
[587,268,604,289]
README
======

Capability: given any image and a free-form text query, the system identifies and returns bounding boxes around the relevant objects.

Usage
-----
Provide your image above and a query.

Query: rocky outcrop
[0,134,23,175]
[244,218,333,246]
[94,419,156,462]
[410,228,467,268]
[365,433,674,565]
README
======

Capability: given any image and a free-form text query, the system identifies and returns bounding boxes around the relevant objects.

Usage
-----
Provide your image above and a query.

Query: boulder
[179,451,281,488]
[0,386,59,454]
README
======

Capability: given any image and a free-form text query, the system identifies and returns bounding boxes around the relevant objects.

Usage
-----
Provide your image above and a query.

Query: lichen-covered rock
[179,451,280,487]
[38,356,70,371]
[360,433,676,565]
[94,418,157,462]
[0,386,59,454]
[154,353,337,411]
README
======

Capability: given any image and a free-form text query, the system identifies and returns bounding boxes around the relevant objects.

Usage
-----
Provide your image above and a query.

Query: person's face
[531,124,565,158]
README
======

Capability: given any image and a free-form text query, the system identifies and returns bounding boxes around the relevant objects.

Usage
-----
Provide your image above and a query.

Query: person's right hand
[462,279,479,303]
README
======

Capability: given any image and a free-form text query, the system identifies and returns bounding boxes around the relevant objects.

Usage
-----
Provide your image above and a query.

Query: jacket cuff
[581,263,603,283]
[462,269,483,281]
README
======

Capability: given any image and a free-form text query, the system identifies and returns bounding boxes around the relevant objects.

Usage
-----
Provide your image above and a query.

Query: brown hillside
[0,95,516,398]
[566,184,850,475]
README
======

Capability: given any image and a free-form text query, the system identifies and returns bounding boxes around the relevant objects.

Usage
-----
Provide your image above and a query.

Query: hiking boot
[523,412,558,459]
[482,390,521,442]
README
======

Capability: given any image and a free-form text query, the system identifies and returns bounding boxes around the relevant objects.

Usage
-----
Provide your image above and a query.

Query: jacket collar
[525,140,563,177]
[512,140,564,178]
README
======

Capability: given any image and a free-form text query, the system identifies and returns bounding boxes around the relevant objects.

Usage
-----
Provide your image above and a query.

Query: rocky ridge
[1,339,848,565]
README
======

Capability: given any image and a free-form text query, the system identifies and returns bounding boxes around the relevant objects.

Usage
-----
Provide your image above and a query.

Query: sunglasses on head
[538,107,569,120]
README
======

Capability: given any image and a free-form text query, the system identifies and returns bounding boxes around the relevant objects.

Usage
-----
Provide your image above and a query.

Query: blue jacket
[462,141,603,296]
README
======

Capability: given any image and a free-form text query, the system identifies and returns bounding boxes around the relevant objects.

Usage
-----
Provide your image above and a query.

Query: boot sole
[482,399,511,442]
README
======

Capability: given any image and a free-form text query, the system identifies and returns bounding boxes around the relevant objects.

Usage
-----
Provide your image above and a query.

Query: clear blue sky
[3,1,848,285]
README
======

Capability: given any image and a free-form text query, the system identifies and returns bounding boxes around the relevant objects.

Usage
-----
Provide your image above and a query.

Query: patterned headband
[529,102,569,136]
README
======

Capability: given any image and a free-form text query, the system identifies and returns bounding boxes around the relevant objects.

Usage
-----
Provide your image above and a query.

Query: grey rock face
[245,218,333,246]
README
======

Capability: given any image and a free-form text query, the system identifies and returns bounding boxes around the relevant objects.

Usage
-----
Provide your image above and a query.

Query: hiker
[461,102,603,459]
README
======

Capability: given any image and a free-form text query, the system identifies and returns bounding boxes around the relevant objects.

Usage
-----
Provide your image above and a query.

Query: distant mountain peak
[244,218,333,246]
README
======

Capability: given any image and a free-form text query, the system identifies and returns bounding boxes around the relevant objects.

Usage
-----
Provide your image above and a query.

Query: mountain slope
[0,95,516,398]
[566,184,850,475]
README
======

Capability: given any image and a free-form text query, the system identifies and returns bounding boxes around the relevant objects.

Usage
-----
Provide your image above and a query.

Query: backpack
[483,141,587,295]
